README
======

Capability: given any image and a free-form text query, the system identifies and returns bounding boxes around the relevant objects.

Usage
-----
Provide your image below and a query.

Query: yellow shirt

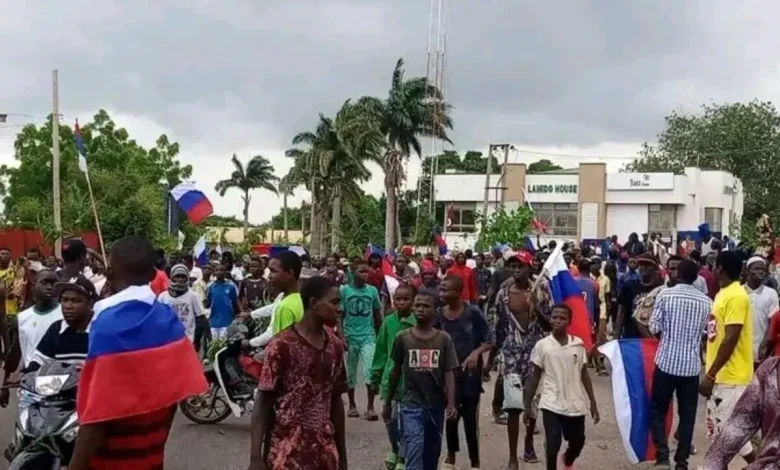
[0,267,18,316]
[705,281,753,385]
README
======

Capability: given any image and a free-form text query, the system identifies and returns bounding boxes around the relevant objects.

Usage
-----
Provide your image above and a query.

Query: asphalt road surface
[0,373,734,469]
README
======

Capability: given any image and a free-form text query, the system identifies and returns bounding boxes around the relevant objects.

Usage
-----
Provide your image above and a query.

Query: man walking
[649,259,712,469]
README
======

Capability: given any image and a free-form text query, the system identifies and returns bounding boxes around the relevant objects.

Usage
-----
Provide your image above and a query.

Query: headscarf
[168,264,190,297]
[747,256,767,269]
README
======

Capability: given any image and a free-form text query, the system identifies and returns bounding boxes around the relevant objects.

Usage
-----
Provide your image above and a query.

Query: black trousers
[649,368,699,468]
[542,410,585,470]
[445,395,480,465]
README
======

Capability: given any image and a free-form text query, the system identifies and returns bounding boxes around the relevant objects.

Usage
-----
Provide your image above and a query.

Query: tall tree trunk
[283,192,289,241]
[242,192,250,241]
[331,185,342,254]
[384,171,398,254]
[309,179,318,254]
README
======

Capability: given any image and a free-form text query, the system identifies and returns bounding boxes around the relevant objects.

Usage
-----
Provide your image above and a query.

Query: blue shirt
[340,284,381,341]
[574,276,599,323]
[207,281,238,328]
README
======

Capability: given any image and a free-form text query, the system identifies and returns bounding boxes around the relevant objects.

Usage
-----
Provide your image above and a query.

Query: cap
[55,274,98,301]
[635,253,658,266]
[61,239,87,262]
[505,249,534,266]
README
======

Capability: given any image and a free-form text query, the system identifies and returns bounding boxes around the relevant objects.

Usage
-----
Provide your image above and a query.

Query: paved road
[0,374,731,469]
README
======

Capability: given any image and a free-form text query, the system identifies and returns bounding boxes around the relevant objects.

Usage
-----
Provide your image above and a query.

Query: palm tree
[278,175,295,241]
[356,58,453,252]
[286,101,381,254]
[215,154,279,239]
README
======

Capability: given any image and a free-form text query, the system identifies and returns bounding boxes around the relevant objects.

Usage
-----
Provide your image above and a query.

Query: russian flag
[74,120,88,174]
[78,286,207,424]
[598,339,672,463]
[171,182,213,225]
[432,227,448,255]
[193,235,208,266]
[542,245,593,351]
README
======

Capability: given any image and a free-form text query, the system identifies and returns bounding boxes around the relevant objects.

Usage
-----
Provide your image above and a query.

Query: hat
[170,263,190,278]
[55,274,98,301]
[505,249,534,266]
[747,256,767,268]
[635,253,658,266]
[61,239,87,262]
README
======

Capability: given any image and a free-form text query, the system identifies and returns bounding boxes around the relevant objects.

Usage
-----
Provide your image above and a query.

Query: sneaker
[653,461,671,470]
[523,449,539,463]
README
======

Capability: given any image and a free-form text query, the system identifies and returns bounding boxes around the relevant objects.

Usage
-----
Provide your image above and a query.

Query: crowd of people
[0,224,779,469]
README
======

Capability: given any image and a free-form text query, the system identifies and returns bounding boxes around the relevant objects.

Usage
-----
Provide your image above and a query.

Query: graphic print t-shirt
[158,290,203,341]
[340,284,381,341]
[393,329,458,406]
[618,279,662,338]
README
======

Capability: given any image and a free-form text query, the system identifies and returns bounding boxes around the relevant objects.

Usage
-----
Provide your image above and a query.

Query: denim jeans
[400,404,445,470]
[386,402,403,456]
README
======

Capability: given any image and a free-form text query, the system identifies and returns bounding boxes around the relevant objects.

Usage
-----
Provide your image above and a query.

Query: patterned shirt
[702,357,780,469]
[494,277,552,383]
[257,326,347,470]
[649,283,712,376]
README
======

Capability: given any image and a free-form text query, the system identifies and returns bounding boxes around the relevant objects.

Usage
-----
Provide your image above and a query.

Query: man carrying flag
[494,249,552,468]
[70,236,207,470]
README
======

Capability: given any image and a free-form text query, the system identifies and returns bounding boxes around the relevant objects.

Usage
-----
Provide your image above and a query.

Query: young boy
[249,276,347,470]
[192,264,213,353]
[205,263,240,340]
[370,283,417,470]
[437,275,493,470]
[524,304,600,470]
[158,264,205,342]
[384,291,458,470]
[341,259,382,419]
[239,258,268,312]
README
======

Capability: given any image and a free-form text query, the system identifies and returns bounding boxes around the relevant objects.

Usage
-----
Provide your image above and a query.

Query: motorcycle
[4,361,80,469]
[180,321,262,425]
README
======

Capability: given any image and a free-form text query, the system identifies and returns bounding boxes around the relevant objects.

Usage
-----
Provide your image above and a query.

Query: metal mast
[415,0,448,240]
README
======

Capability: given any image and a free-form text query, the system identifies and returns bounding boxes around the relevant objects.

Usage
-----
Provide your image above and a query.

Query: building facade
[434,163,743,251]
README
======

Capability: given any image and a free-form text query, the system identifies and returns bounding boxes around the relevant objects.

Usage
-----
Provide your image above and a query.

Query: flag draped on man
[77,285,207,424]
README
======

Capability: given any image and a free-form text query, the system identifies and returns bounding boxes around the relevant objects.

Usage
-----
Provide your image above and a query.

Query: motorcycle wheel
[8,449,60,470]
[179,382,233,425]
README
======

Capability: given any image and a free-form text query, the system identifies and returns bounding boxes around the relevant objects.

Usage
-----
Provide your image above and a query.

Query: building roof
[527,167,580,175]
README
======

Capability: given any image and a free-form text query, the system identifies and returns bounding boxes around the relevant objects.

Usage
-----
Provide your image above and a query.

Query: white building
[434,163,743,251]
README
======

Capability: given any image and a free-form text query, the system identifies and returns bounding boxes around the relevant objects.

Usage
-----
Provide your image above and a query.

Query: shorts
[706,384,753,457]
[502,372,540,416]
[211,327,228,341]
[346,337,375,389]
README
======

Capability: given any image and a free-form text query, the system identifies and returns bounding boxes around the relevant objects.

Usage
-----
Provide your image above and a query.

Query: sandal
[523,449,539,463]
[365,410,379,422]
[493,411,508,425]
[347,408,359,418]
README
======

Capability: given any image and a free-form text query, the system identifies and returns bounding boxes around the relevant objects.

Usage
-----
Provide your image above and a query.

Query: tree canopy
[0,109,193,249]
[527,159,563,173]
[626,100,780,226]
[214,154,278,238]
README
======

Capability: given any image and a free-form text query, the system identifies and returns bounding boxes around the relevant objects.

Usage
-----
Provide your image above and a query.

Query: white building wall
[606,205,648,240]
[435,174,500,203]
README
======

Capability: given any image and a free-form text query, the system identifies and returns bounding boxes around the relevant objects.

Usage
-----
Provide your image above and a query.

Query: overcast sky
[0,1,775,224]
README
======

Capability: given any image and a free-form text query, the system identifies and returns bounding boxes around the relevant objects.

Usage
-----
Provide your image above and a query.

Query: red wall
[0,229,99,258]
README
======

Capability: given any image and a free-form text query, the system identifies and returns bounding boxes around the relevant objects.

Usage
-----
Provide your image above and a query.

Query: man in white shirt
[745,257,779,364]
[0,269,62,409]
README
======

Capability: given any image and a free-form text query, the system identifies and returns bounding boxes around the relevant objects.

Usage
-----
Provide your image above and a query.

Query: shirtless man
[494,250,552,469]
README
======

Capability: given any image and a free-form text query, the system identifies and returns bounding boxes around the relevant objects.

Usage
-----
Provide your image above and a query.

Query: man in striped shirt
[648,259,712,470]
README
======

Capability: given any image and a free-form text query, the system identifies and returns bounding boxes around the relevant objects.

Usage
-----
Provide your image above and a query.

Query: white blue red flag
[170,182,213,225]
[74,120,88,174]
[543,245,593,351]
[597,339,672,463]
[432,227,448,255]
[193,235,208,266]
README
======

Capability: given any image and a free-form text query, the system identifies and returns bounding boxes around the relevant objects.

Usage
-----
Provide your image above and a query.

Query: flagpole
[84,172,107,264]
[52,70,62,258]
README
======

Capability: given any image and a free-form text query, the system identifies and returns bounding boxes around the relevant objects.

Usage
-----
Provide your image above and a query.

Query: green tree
[214,154,279,239]
[278,176,295,241]
[0,110,192,248]
[203,214,244,227]
[476,206,534,251]
[528,159,563,173]
[625,100,780,225]
[356,58,453,253]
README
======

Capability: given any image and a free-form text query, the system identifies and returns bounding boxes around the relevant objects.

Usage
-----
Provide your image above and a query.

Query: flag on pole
[542,245,593,351]
[170,182,213,225]
[432,227,448,255]
[521,187,548,233]
[74,120,88,174]
[193,235,208,266]
[597,339,672,463]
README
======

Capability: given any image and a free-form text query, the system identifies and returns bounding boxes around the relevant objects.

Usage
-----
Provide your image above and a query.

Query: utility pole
[482,144,494,218]
[499,143,510,206]
[52,70,62,258]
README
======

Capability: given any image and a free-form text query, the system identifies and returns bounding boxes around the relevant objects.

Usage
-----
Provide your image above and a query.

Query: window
[704,207,723,233]
[530,203,578,236]
[447,203,477,233]
[648,204,676,238]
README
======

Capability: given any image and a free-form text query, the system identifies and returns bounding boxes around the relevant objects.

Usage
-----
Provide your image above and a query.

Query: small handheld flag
[432,227,448,255]
[542,245,593,351]
[170,182,213,225]
[193,235,208,266]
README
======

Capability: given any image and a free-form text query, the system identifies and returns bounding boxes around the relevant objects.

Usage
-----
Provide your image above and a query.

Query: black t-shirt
[393,329,459,406]
[239,278,267,310]
[434,304,490,398]
[28,319,89,370]
[617,279,662,339]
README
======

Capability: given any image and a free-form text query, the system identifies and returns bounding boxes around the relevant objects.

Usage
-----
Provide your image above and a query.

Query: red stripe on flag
[639,339,673,461]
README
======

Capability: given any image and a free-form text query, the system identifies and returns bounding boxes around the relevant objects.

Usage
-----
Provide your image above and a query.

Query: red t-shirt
[446,264,478,303]
[89,405,175,469]
[150,269,169,296]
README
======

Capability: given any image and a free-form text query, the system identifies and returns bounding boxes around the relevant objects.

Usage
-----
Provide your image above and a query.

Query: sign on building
[607,173,675,191]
